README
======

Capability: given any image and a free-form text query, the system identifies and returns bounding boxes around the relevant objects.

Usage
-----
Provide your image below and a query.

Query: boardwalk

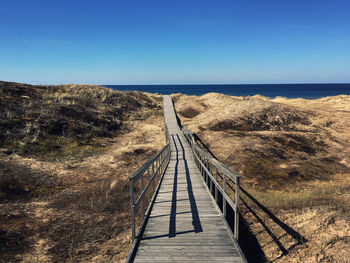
[131,96,246,263]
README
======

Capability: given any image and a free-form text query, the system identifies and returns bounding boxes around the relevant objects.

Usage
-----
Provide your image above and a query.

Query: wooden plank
[128,95,246,263]
[134,259,242,263]
[137,245,237,250]
[134,257,243,262]
[136,253,241,258]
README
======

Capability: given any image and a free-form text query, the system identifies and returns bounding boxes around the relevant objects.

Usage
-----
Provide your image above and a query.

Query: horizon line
[103,82,350,86]
[0,80,350,86]
[2,80,350,86]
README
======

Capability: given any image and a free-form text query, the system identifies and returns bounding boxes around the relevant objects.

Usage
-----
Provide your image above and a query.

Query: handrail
[128,125,171,242]
[182,126,241,240]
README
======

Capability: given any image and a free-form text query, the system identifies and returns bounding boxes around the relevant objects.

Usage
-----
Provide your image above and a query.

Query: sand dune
[173,92,350,262]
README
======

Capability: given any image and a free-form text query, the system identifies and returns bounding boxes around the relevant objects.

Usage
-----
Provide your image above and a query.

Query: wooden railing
[128,136,170,242]
[182,126,241,240]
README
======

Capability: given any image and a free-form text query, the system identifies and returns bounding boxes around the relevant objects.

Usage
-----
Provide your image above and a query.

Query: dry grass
[177,107,201,118]
[0,81,165,262]
[173,92,350,262]
[40,179,130,262]
[173,92,350,187]
[242,174,350,211]
[0,81,161,159]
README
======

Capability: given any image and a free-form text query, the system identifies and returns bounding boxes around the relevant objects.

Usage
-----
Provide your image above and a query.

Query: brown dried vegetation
[0,81,164,262]
[174,92,350,262]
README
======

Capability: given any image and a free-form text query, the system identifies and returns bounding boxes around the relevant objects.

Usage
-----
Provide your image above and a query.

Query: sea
[104,83,350,99]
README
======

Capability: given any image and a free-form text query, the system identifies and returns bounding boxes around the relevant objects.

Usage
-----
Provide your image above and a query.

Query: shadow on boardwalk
[168,134,203,238]
[191,134,308,263]
[144,134,203,241]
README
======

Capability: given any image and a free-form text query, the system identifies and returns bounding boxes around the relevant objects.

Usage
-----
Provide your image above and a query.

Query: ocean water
[104,83,350,99]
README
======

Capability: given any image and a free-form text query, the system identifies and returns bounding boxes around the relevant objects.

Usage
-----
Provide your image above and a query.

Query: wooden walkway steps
[128,96,246,263]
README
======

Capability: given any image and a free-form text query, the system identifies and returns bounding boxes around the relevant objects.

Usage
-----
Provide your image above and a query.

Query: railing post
[160,153,163,175]
[209,163,213,193]
[147,168,151,204]
[198,154,200,172]
[202,157,205,179]
[141,173,145,219]
[130,181,135,241]
[205,159,209,185]
[234,177,240,240]
[157,157,160,178]
[168,145,170,162]
[215,168,218,203]
[152,162,155,193]
[202,156,205,178]
[223,173,227,218]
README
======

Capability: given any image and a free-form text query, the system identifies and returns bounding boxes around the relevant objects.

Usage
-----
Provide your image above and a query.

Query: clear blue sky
[0,0,349,84]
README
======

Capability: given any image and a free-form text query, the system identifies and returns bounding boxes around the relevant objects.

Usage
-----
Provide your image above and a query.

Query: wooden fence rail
[128,125,171,242]
[182,126,241,240]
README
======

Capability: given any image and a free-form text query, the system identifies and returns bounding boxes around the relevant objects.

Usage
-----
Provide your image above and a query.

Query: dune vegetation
[1,81,349,262]
[173,93,350,263]
[0,81,165,262]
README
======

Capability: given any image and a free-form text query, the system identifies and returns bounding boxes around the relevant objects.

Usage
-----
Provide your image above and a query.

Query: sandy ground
[173,93,350,263]
[0,82,165,263]
[0,114,165,263]
[2,86,349,262]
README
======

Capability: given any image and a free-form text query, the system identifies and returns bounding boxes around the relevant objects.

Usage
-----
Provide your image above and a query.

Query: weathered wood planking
[131,96,246,263]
